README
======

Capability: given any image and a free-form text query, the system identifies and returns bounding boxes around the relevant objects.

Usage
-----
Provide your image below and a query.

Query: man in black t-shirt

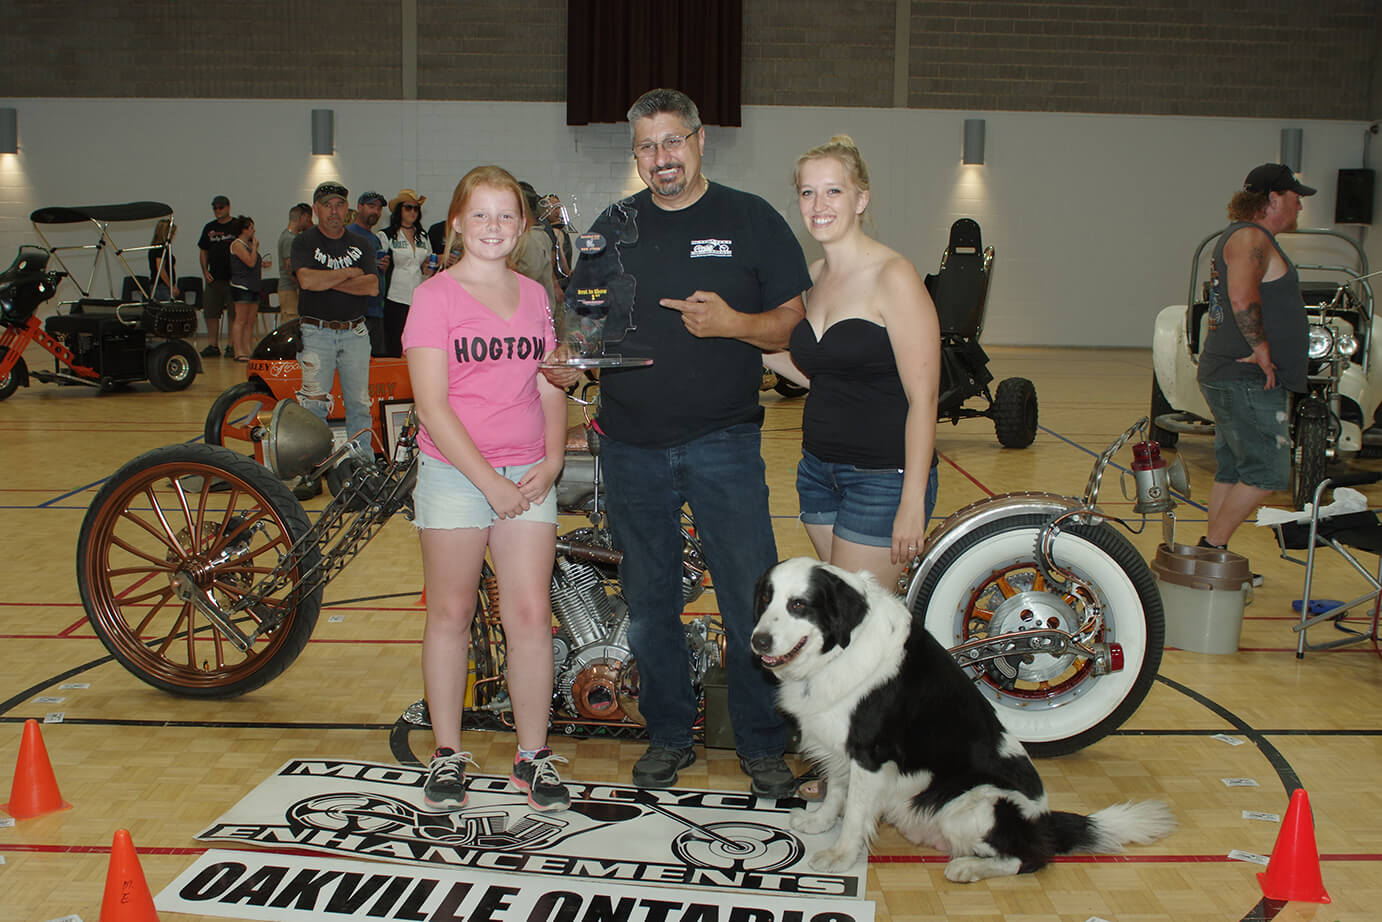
[290,181,378,460]
[562,89,811,797]
[197,195,236,357]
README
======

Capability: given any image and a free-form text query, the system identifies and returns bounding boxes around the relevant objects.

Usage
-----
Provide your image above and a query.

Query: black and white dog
[751,558,1174,882]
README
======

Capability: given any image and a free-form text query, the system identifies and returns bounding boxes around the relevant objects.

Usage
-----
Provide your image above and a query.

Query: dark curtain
[566,0,742,126]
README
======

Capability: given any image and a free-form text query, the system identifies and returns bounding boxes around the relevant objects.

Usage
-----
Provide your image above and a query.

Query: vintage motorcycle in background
[76,379,1170,755]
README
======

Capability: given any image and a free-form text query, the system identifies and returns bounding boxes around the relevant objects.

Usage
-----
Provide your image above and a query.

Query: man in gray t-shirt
[276,202,312,321]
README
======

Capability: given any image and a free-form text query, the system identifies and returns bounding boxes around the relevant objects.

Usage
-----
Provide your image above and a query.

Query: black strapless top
[790,317,907,468]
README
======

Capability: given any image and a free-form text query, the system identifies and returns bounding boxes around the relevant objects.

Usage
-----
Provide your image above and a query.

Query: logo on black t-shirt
[312,245,365,270]
[689,238,733,258]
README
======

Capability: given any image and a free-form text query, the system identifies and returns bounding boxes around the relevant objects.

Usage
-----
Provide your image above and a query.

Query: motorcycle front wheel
[911,514,1164,757]
[77,444,322,697]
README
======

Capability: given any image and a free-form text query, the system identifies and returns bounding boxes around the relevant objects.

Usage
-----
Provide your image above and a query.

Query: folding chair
[1272,471,1382,657]
[257,277,280,335]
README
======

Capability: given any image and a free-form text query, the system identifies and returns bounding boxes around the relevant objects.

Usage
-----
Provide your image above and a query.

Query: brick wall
[907,0,1376,118]
[0,0,1376,119]
[417,0,567,101]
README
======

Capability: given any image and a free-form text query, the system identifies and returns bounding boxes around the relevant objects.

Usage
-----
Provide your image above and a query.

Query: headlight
[1336,330,1359,357]
[1307,324,1334,360]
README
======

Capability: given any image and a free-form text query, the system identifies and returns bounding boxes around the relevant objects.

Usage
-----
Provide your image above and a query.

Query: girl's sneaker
[424,748,476,810]
[510,748,571,812]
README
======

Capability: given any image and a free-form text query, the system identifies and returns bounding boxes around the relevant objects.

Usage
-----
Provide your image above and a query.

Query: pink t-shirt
[402,270,556,466]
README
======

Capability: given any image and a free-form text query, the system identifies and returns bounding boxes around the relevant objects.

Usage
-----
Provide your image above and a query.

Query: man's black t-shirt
[594,182,810,448]
[198,219,236,281]
[290,227,378,323]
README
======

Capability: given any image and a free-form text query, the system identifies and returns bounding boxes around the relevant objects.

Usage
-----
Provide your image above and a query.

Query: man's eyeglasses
[633,130,697,160]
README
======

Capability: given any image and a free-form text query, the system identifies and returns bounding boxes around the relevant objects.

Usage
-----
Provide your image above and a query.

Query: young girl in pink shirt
[402,165,570,812]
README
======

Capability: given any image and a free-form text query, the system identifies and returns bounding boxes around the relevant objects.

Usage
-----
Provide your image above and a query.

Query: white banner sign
[157,849,877,922]
[197,759,866,898]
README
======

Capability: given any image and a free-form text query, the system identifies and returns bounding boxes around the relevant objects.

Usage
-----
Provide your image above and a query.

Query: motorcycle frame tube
[905,491,1082,610]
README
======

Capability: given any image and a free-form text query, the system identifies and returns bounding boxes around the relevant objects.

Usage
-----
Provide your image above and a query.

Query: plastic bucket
[1151,543,1252,654]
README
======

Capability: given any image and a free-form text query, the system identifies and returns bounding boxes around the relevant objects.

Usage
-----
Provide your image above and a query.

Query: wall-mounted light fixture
[1280,127,1303,173]
[963,118,986,165]
[0,108,17,154]
[311,109,334,156]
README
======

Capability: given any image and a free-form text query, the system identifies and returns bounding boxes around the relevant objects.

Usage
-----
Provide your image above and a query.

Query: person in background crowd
[348,191,390,355]
[378,189,436,357]
[198,194,236,357]
[1197,163,1315,581]
[403,165,571,814]
[291,181,377,483]
[148,218,179,301]
[277,203,312,323]
[227,215,267,362]
[514,181,558,311]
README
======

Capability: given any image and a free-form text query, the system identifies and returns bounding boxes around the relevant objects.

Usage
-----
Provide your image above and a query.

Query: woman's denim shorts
[796,449,939,548]
[412,452,557,530]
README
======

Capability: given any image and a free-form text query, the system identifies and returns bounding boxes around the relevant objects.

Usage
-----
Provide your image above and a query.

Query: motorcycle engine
[549,554,635,721]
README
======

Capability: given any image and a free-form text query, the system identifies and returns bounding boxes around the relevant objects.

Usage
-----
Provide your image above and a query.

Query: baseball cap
[358,190,387,207]
[211,195,230,208]
[313,181,349,204]
[1244,163,1317,197]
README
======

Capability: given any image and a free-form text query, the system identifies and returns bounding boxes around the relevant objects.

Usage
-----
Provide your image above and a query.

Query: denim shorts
[230,285,259,304]
[796,449,939,548]
[1199,379,1291,491]
[412,452,557,529]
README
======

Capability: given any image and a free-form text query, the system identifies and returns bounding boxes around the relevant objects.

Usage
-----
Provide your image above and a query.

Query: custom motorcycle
[77,393,1169,756]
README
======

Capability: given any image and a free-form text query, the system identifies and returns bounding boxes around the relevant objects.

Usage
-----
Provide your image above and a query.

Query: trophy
[544,199,652,369]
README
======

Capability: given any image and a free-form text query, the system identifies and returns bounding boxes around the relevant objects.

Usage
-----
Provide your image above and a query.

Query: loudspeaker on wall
[1335,169,1374,225]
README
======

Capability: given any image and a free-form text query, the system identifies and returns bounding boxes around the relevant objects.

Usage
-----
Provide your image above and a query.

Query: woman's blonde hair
[151,218,175,246]
[793,134,871,195]
[444,165,530,268]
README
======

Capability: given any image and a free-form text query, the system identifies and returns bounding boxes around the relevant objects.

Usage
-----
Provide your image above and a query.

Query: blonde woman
[766,135,941,591]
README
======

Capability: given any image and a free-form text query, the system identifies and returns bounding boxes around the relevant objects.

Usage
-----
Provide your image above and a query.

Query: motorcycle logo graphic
[286,791,804,873]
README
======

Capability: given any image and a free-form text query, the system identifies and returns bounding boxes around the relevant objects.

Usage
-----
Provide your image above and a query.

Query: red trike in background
[0,202,201,400]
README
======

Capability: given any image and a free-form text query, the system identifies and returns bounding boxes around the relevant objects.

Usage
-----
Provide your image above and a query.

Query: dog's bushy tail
[1045,800,1176,855]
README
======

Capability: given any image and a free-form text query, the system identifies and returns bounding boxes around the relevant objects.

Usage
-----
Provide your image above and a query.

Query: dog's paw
[944,855,1021,883]
[789,806,838,835]
[809,843,860,873]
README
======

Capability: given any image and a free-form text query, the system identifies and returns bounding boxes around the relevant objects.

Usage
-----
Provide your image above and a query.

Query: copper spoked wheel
[77,443,322,697]
[204,380,276,463]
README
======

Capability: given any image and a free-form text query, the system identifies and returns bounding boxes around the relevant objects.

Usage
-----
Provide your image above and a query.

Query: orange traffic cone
[100,828,160,921]
[417,586,427,607]
[2,718,72,819]
[1257,788,1331,903]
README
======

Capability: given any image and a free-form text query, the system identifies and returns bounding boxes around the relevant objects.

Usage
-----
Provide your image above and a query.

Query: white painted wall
[1,97,1375,347]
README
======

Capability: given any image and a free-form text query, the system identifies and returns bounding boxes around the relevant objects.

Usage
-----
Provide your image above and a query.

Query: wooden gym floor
[1,344,1379,922]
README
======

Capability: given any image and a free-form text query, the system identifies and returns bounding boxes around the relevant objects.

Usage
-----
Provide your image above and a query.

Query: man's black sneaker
[739,754,796,798]
[423,748,475,810]
[510,748,571,812]
[200,344,220,358]
[223,345,237,357]
[632,746,695,788]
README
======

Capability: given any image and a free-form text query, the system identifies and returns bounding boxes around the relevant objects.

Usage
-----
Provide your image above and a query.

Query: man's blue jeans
[600,422,787,759]
[296,322,373,457]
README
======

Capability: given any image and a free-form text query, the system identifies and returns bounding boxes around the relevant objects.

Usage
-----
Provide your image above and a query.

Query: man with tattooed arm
[1196,163,1314,559]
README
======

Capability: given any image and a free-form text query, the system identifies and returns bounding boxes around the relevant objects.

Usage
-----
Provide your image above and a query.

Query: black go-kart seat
[0,246,58,327]
[924,218,993,340]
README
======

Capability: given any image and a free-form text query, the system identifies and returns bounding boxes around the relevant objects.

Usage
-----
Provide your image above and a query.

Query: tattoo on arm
[1249,245,1266,266]
[1233,301,1266,347]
